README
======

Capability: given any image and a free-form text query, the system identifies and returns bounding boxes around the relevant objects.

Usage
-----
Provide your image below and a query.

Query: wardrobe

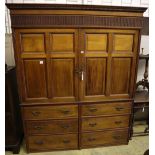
[6,3,147,153]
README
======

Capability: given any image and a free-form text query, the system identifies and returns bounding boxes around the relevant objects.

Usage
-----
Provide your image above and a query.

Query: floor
[6,123,149,155]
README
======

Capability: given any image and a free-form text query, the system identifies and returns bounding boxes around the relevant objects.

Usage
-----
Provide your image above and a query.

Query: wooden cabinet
[5,66,23,154]
[6,3,147,153]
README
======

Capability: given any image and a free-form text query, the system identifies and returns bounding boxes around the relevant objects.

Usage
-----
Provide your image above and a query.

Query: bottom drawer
[27,134,78,151]
[81,129,128,148]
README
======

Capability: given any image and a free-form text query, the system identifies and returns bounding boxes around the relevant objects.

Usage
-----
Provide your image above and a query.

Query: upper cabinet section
[6,3,147,29]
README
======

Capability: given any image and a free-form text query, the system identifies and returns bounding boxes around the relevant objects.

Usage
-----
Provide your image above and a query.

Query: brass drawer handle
[63,139,70,144]
[34,126,42,130]
[115,107,124,111]
[89,107,97,112]
[60,110,70,115]
[61,124,69,129]
[113,135,121,140]
[89,123,97,127]
[35,140,44,145]
[31,111,41,116]
[88,138,96,142]
[115,121,122,124]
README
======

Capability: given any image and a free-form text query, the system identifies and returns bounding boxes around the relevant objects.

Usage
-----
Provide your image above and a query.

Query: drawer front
[26,119,78,134]
[82,115,130,131]
[81,129,128,147]
[23,105,78,120]
[28,134,78,151]
[82,102,131,116]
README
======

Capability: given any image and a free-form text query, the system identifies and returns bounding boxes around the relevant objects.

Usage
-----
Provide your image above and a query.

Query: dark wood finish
[28,134,78,152]
[26,119,78,134]
[6,3,146,153]
[81,129,128,148]
[5,66,23,154]
[82,102,131,116]
[23,105,78,120]
[82,115,130,131]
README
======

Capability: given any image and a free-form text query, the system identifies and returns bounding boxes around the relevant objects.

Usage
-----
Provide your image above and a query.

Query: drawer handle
[115,121,122,124]
[89,108,97,112]
[34,126,42,130]
[63,139,70,144]
[61,124,69,129]
[115,107,124,111]
[35,140,44,145]
[31,111,41,116]
[113,135,121,140]
[88,138,96,142]
[89,123,97,127]
[60,110,70,115]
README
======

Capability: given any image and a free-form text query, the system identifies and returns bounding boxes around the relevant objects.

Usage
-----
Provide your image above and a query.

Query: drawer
[26,119,78,134]
[23,105,78,120]
[81,129,128,148]
[28,134,78,151]
[82,115,130,131]
[82,102,131,116]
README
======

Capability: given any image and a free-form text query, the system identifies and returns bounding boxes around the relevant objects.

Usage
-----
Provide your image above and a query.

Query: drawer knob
[115,107,124,111]
[61,124,69,129]
[63,139,70,144]
[89,108,97,112]
[35,140,44,145]
[89,123,97,127]
[34,126,42,130]
[60,110,70,114]
[31,111,41,116]
[88,138,96,142]
[115,121,122,124]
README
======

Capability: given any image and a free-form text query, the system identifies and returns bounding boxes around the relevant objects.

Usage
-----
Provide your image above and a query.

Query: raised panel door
[79,29,139,101]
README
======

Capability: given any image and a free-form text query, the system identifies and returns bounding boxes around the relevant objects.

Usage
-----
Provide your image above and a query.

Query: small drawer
[26,119,78,134]
[81,129,128,148]
[28,134,78,151]
[82,102,131,116]
[82,115,130,131]
[23,105,78,120]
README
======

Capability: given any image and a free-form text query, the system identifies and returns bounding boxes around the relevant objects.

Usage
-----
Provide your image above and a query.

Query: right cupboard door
[79,29,139,101]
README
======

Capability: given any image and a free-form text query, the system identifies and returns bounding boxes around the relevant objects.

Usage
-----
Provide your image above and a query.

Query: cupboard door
[48,29,78,102]
[23,59,47,99]
[79,29,139,101]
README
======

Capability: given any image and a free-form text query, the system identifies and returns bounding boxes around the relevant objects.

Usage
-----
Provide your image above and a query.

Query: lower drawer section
[81,129,128,148]
[27,134,78,151]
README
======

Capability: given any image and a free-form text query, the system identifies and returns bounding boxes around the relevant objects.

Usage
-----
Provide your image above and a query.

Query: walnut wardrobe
[6,3,147,153]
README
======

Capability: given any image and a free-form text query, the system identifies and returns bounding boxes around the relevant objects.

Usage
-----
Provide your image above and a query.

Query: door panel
[86,34,107,51]
[111,58,131,94]
[86,58,106,96]
[114,34,133,51]
[48,29,78,102]
[52,34,74,52]
[51,59,74,97]
[24,59,47,98]
[79,29,108,101]
[21,34,45,53]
